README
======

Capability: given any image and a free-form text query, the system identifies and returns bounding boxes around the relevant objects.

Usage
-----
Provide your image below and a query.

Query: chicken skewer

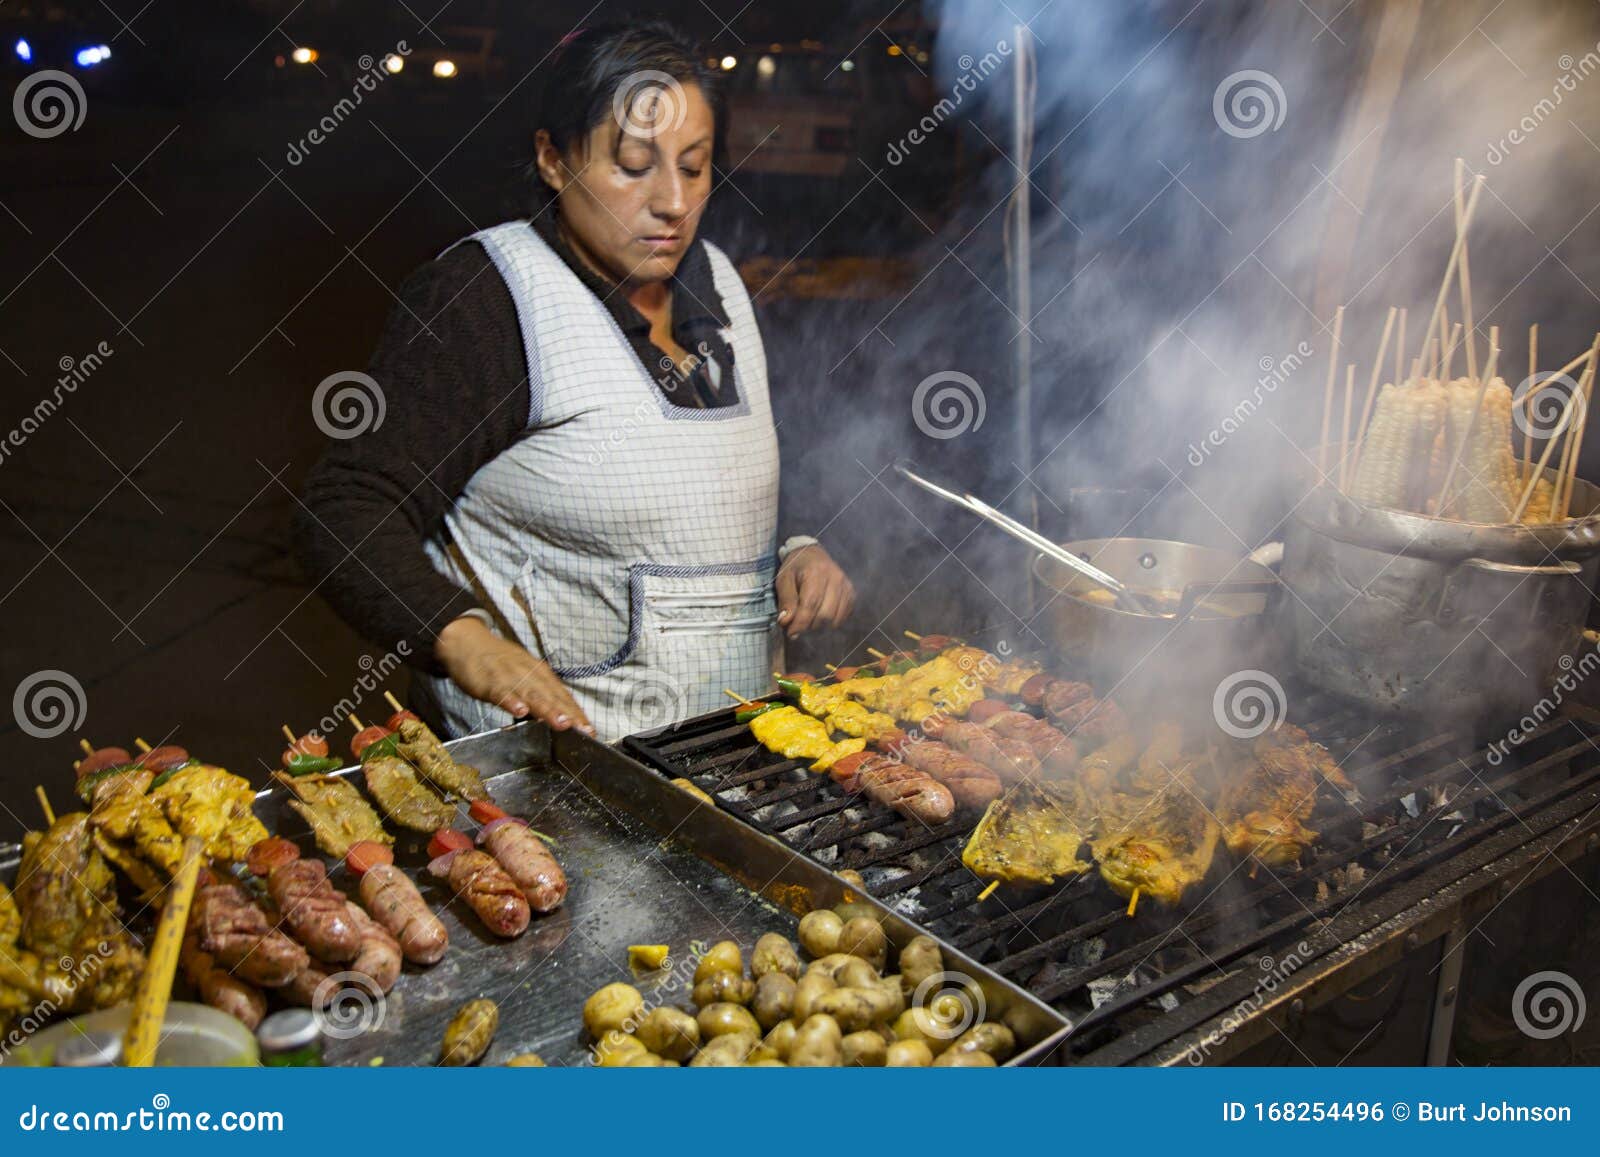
[383,692,491,802]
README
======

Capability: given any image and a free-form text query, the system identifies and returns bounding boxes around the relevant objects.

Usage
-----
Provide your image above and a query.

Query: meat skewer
[349,716,457,832]
[345,841,449,965]
[473,803,567,913]
[826,750,955,825]
[384,693,490,802]
[180,926,267,1029]
[881,736,1003,810]
[194,881,309,988]
[251,839,361,962]
[428,830,530,938]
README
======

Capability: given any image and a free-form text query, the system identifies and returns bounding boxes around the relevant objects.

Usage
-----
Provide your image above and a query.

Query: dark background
[4,0,1600,833]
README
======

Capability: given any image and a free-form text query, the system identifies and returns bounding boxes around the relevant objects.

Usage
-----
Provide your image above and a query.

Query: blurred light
[14,38,31,62]
[916,51,929,63]
[432,59,457,78]
[756,54,776,78]
[886,44,902,56]
[769,43,782,53]
[840,59,855,72]
[719,55,737,70]
[382,53,404,74]
[75,45,109,67]
[291,46,317,65]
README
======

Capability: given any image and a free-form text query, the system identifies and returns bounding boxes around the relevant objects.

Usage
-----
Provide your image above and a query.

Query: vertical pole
[1010,24,1035,613]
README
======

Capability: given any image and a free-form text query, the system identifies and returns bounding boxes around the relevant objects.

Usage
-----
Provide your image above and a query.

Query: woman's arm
[293,243,529,674]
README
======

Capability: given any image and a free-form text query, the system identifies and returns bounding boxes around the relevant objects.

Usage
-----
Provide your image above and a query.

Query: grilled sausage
[830,752,955,825]
[985,710,1081,777]
[359,863,448,965]
[196,882,309,988]
[446,849,529,938]
[932,720,1039,782]
[279,957,336,1009]
[344,901,402,993]
[894,741,1003,809]
[265,858,360,962]
[481,821,567,913]
[180,928,267,1029]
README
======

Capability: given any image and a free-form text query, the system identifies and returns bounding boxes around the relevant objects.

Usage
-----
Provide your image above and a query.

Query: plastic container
[0,1001,259,1067]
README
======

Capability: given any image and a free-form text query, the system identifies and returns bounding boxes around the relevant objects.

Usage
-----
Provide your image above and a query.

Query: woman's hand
[435,616,595,734]
[775,544,855,638]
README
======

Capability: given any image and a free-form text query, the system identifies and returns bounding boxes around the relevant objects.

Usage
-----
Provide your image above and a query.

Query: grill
[624,677,1600,1064]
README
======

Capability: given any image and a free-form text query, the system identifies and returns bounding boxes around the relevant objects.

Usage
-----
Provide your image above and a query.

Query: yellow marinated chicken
[791,691,900,742]
[961,785,1092,885]
[1217,724,1352,866]
[0,880,19,950]
[148,763,269,865]
[1093,762,1221,907]
[1075,731,1141,795]
[747,705,866,772]
[85,766,185,891]
[274,772,392,859]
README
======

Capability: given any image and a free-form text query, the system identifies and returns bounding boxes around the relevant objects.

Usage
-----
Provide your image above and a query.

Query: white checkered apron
[414,222,781,741]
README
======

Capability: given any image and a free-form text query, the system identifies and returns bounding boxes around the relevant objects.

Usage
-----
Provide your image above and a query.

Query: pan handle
[1247,541,1284,570]
[1176,578,1279,619]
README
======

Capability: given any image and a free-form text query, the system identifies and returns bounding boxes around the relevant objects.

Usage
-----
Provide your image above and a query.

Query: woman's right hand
[435,616,595,735]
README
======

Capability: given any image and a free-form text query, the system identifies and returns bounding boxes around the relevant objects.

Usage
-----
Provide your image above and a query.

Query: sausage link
[830,753,955,825]
[181,928,266,1029]
[482,823,567,914]
[359,863,448,965]
[895,742,1003,809]
[447,849,530,939]
[266,858,360,962]
[344,901,402,993]
[196,883,309,988]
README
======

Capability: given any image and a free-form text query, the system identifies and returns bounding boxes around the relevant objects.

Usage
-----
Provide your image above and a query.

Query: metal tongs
[894,459,1165,616]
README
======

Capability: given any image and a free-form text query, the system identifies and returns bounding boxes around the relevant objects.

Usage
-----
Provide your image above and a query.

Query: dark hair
[533,20,724,204]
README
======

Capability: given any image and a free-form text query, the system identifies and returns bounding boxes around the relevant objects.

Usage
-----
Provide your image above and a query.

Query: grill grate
[623,687,1600,1062]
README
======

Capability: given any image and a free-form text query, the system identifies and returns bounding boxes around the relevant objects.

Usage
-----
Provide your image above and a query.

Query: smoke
[761,0,1600,653]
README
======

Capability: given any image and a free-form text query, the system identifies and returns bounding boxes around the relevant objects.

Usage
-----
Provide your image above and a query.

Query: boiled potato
[893,1006,956,1056]
[886,1039,933,1067]
[950,1022,1016,1063]
[694,940,744,982]
[806,953,857,981]
[813,985,899,1033]
[834,956,880,990]
[898,934,944,996]
[692,969,755,1008]
[752,972,797,1030]
[1002,1000,1057,1045]
[932,1048,996,1067]
[504,1053,545,1067]
[838,917,887,968]
[635,1006,699,1062]
[690,1031,758,1067]
[798,910,844,958]
[836,869,867,892]
[872,977,907,1021]
[582,982,643,1039]
[440,998,499,1066]
[751,932,801,979]
[793,970,837,1020]
[748,1058,787,1067]
[623,1051,676,1067]
[697,1001,760,1040]
[593,1031,647,1067]
[788,1014,843,1067]
[832,900,877,925]
[763,1018,798,1061]
[841,1030,888,1066]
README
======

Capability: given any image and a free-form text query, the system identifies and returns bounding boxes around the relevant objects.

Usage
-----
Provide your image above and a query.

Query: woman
[295,22,854,741]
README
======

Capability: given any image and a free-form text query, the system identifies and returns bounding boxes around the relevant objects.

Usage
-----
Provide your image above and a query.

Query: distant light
[756,54,776,78]
[15,38,31,62]
[432,59,457,78]
[769,43,782,53]
[719,55,737,71]
[840,59,855,72]
[75,45,108,67]
[382,54,404,74]
[274,54,286,68]
[916,51,929,63]
[291,46,317,65]
[886,44,902,56]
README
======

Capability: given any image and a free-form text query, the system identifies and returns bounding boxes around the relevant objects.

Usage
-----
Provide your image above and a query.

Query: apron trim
[550,555,778,680]
[445,229,545,428]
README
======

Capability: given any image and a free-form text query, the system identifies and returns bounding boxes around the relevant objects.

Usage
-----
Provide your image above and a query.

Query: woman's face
[537,80,715,287]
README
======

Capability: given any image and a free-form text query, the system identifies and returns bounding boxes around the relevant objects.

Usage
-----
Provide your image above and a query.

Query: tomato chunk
[345,841,395,876]
[468,800,509,825]
[246,837,301,878]
[427,828,472,860]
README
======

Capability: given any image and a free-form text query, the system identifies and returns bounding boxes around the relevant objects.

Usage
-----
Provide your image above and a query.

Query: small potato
[623,1051,675,1067]
[892,1007,955,1056]
[1002,1000,1058,1046]
[690,1031,758,1067]
[694,940,744,983]
[635,1006,700,1062]
[752,972,797,1031]
[764,1018,799,1061]
[440,998,499,1066]
[692,970,755,1008]
[814,985,899,1033]
[872,977,906,1021]
[836,869,867,892]
[798,910,844,958]
[788,1014,843,1067]
[751,932,801,980]
[950,1022,1016,1063]
[748,1058,787,1067]
[746,1043,780,1063]
[793,970,837,1020]
[697,1001,760,1041]
[504,1053,546,1067]
[841,1030,887,1066]
[838,917,887,968]
[806,953,857,981]
[832,900,877,925]
[898,934,944,996]
[593,1031,647,1067]
[886,1039,933,1067]
[835,956,880,990]
[582,982,644,1039]
[932,1048,997,1067]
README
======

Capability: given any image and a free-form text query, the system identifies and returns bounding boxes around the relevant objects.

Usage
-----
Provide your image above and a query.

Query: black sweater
[293,221,735,675]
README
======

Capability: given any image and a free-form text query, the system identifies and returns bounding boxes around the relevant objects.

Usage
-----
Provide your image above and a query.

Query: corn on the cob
[1439,378,1518,522]
[1349,383,1410,507]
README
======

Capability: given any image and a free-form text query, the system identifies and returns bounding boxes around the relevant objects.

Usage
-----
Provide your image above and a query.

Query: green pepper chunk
[284,753,343,777]
[735,703,782,724]
[774,677,806,699]
[357,733,400,762]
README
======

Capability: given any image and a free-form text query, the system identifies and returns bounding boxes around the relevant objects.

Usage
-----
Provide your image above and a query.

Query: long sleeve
[293,243,529,674]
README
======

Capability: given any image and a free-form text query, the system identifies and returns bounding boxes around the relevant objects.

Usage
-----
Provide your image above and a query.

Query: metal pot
[1031,537,1280,706]
[1278,475,1600,733]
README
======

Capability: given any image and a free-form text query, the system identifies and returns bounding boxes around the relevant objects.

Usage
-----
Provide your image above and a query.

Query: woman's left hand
[776,544,855,638]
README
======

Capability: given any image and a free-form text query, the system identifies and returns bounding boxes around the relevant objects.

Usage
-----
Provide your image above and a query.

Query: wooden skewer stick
[1434,328,1501,516]
[281,724,297,744]
[1319,305,1345,473]
[1396,308,1407,385]
[135,737,151,753]
[1454,158,1480,384]
[348,714,366,731]
[35,785,55,827]
[384,691,405,714]
[902,630,924,641]
[1351,307,1399,478]
[124,836,206,1068]
[1525,324,1540,487]
[824,663,839,672]
[79,738,94,757]
[1514,347,1597,406]
[865,647,889,660]
[721,688,753,706]
[1557,336,1600,520]
[1126,887,1141,917]
[1440,322,1463,382]
[1512,368,1585,520]
[1338,364,1356,491]
[1416,172,1485,374]
[977,880,1001,902]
